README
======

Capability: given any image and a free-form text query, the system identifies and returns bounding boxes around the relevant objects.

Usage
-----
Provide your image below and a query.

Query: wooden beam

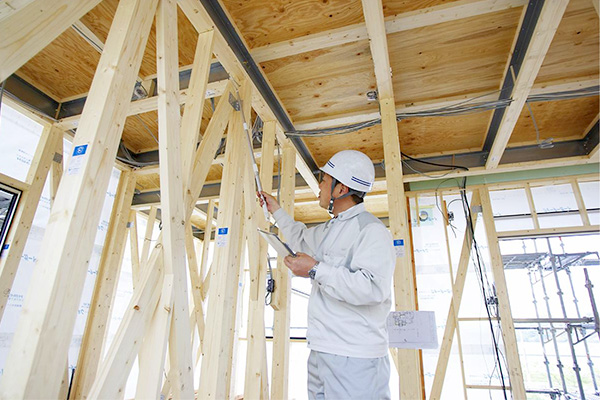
[180,29,215,186]
[55,80,227,131]
[570,179,590,226]
[361,0,423,397]
[271,141,295,400]
[497,224,600,239]
[294,77,598,131]
[249,0,528,63]
[0,0,103,82]
[480,187,526,398]
[70,171,137,400]
[198,80,250,400]
[486,0,570,168]
[185,221,206,350]
[199,199,215,289]
[0,125,61,322]
[0,0,157,396]
[49,133,63,204]
[430,191,481,400]
[244,119,276,399]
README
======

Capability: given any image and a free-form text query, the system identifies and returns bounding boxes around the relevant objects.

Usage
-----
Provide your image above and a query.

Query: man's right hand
[258,191,281,214]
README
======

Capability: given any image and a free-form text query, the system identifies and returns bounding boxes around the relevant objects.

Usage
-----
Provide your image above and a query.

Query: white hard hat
[320,150,375,193]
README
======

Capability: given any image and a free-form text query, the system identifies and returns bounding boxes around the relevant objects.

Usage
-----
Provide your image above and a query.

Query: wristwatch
[308,261,320,280]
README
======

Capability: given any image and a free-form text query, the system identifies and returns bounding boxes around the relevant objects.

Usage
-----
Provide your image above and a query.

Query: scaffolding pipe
[548,239,586,400]
[528,268,554,388]
[565,266,598,391]
[537,261,568,393]
[583,268,600,341]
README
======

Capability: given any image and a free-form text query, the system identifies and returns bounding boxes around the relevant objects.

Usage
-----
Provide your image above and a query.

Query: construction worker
[258,150,395,400]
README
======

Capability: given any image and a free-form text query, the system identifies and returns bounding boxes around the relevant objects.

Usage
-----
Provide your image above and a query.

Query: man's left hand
[284,252,317,278]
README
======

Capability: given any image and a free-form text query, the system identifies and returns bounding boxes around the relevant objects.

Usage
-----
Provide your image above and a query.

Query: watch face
[309,269,316,279]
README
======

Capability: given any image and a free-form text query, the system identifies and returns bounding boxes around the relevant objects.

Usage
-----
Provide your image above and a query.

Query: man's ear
[338,183,349,196]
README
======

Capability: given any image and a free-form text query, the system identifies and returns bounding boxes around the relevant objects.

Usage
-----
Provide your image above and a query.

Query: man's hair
[351,193,364,204]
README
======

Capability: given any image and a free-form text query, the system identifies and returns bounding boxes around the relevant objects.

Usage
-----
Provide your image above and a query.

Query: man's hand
[257,191,281,214]
[284,252,317,278]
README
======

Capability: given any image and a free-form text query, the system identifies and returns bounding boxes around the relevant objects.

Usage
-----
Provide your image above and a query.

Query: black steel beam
[198,0,319,173]
[3,75,59,118]
[482,0,545,154]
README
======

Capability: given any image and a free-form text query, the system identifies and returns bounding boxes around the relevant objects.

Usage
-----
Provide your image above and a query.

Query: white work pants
[307,350,391,400]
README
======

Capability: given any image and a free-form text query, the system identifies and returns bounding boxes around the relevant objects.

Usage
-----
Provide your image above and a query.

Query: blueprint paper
[387,311,438,349]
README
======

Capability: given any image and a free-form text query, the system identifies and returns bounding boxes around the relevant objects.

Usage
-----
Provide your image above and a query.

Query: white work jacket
[273,203,395,358]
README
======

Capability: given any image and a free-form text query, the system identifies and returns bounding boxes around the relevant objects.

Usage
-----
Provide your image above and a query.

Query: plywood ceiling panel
[388,7,523,105]
[123,110,160,153]
[221,0,459,49]
[81,0,200,79]
[535,0,599,84]
[508,97,599,146]
[260,40,378,121]
[303,111,491,166]
[16,28,101,101]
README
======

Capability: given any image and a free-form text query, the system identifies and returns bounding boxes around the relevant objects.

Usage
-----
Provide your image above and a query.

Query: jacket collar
[335,203,366,221]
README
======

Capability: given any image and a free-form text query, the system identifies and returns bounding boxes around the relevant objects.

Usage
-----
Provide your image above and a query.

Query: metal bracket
[228,92,240,111]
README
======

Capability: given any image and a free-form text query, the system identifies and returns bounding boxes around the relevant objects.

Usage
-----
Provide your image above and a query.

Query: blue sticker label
[393,239,404,247]
[2,244,8,250]
[218,227,228,235]
[73,144,88,156]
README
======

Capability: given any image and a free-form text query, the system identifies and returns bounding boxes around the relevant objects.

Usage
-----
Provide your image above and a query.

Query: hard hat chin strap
[327,178,356,215]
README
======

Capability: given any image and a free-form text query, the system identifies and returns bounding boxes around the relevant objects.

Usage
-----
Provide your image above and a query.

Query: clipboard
[257,229,296,257]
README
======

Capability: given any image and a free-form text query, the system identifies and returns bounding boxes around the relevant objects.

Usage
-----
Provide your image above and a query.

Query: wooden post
[185,221,206,349]
[480,187,527,398]
[0,125,61,322]
[430,191,481,400]
[244,120,276,399]
[198,80,250,400]
[524,183,540,230]
[360,0,423,396]
[0,0,158,396]
[570,179,590,226]
[137,0,195,396]
[271,140,295,400]
[70,171,137,400]
[199,199,215,287]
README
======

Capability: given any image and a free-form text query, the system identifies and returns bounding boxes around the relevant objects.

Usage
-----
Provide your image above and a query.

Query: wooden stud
[570,179,590,226]
[0,124,61,322]
[87,246,165,399]
[0,0,158,396]
[198,80,250,400]
[524,183,540,230]
[438,193,468,400]
[361,0,423,396]
[69,170,136,399]
[199,199,215,288]
[49,132,63,204]
[498,224,600,239]
[180,29,215,186]
[430,190,481,400]
[128,209,141,286]
[140,206,158,267]
[244,120,276,400]
[0,0,103,82]
[486,0,570,168]
[154,0,195,395]
[185,221,206,350]
[271,141,295,400]
[480,187,527,398]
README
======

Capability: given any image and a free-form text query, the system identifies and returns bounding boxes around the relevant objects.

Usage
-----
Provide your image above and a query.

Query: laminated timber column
[479,187,526,398]
[198,80,250,400]
[244,120,276,400]
[361,0,423,398]
[0,0,158,397]
[0,124,62,322]
[271,139,296,400]
[70,170,137,400]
